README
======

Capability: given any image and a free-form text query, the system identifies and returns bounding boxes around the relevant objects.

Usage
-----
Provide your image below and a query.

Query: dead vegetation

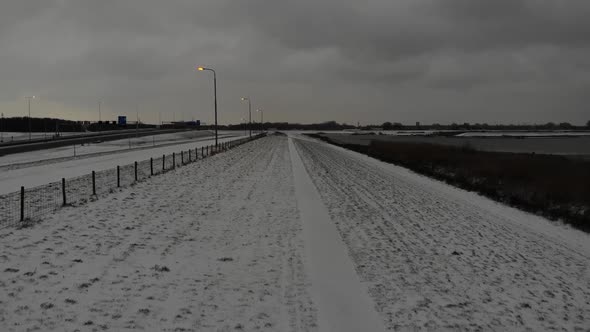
[307,133,590,232]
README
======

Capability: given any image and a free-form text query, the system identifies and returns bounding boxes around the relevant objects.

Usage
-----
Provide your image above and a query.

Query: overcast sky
[1,0,589,125]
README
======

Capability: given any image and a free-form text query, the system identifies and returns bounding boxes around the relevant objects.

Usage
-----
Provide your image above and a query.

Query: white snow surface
[0,136,317,331]
[0,134,589,331]
[457,131,590,137]
[291,134,590,331]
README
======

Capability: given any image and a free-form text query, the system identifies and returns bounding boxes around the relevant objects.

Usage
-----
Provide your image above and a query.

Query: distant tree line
[224,120,590,131]
[224,121,357,131]
[381,121,590,131]
[0,117,84,133]
[2,117,589,133]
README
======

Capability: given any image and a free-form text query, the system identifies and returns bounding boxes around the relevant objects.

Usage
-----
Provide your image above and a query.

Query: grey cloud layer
[0,0,589,124]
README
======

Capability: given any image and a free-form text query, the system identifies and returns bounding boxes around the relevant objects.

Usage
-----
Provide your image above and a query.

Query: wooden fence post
[20,186,24,221]
[62,178,66,206]
[92,171,96,195]
[117,166,120,187]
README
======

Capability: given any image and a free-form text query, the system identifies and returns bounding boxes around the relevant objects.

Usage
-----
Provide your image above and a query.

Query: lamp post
[241,117,246,136]
[240,97,252,138]
[197,66,218,147]
[256,109,263,133]
[1,112,4,143]
[98,101,102,131]
[25,96,35,141]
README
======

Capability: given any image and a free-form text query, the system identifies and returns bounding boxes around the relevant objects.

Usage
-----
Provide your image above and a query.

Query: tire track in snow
[289,137,387,332]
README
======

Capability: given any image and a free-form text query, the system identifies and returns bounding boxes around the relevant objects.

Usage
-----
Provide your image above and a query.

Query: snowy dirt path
[0,136,317,331]
[292,136,590,331]
[289,138,386,332]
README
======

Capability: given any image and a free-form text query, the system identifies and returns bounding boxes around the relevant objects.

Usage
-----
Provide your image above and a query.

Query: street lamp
[256,109,263,133]
[25,96,35,141]
[241,117,246,136]
[98,101,102,131]
[196,66,218,147]
[240,97,252,138]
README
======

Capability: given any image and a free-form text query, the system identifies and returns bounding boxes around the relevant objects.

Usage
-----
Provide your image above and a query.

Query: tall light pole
[197,66,218,147]
[256,109,263,133]
[1,112,4,143]
[241,117,246,136]
[240,97,252,138]
[98,101,102,131]
[136,104,140,140]
[25,96,35,140]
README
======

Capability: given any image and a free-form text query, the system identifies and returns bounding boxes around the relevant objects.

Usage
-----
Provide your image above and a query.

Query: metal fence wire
[0,134,265,228]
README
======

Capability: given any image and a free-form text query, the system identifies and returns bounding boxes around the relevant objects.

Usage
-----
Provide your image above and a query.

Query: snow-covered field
[323,133,590,156]
[457,131,590,137]
[0,134,588,331]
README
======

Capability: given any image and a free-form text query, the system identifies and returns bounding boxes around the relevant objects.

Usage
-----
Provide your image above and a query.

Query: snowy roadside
[0,131,223,170]
[292,135,590,331]
[0,134,246,195]
[0,136,317,331]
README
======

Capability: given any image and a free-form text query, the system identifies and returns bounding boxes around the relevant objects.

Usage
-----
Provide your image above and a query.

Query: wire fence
[0,134,266,228]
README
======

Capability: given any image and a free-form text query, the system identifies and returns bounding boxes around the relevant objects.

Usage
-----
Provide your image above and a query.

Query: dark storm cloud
[0,0,589,124]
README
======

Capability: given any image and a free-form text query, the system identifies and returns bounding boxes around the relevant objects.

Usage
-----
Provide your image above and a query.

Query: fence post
[201,146,204,158]
[20,186,24,221]
[134,161,138,182]
[117,166,120,187]
[92,171,96,196]
[196,147,198,159]
[188,149,191,162]
[62,178,66,206]
[173,152,175,169]
[181,151,184,164]
[150,157,153,176]
[162,154,165,172]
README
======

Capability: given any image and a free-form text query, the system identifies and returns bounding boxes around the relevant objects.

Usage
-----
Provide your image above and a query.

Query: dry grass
[308,134,590,232]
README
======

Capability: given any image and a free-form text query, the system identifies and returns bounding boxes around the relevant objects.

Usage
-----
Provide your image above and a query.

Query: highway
[0,128,194,156]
